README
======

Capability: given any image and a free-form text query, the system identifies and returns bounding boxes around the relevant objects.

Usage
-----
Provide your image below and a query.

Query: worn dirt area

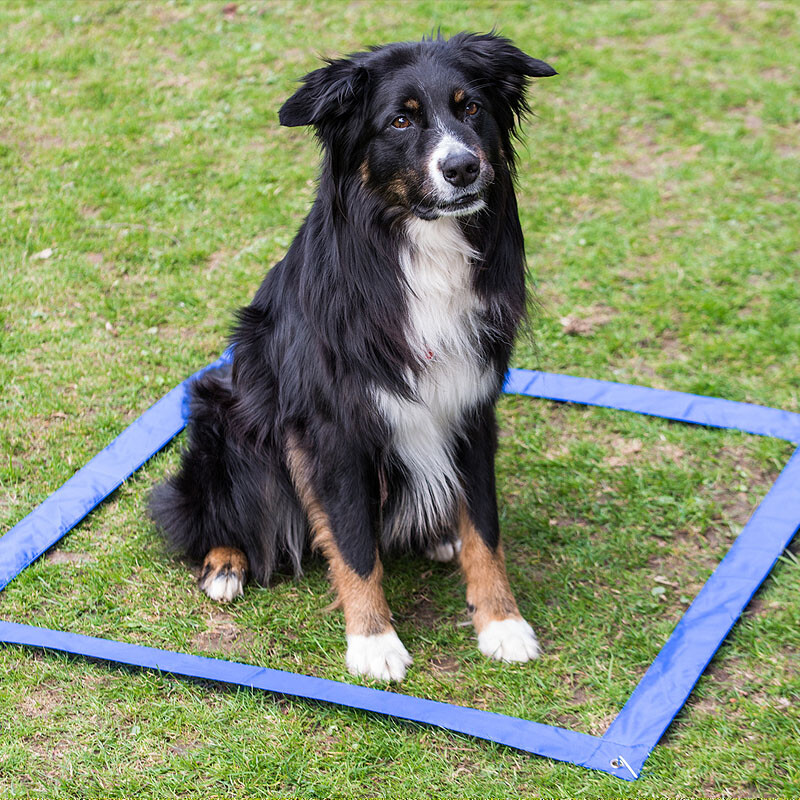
[45,550,96,566]
[190,609,256,656]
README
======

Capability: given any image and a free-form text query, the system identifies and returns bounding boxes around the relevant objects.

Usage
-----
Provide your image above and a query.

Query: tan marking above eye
[465,101,479,116]
[453,88,466,104]
[392,116,411,129]
[403,98,420,111]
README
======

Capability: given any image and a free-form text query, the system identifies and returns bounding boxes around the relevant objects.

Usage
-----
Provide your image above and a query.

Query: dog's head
[279,32,556,221]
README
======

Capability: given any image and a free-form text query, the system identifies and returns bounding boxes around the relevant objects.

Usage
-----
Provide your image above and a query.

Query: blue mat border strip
[1,358,798,782]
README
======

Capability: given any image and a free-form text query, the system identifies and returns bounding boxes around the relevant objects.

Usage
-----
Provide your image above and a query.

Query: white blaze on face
[427,132,479,200]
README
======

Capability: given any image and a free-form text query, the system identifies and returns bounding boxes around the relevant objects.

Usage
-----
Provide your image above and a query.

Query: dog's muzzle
[413,135,495,219]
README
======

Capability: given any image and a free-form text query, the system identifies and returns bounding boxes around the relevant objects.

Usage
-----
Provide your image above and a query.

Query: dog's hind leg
[198,546,248,602]
[150,366,296,592]
[286,435,412,682]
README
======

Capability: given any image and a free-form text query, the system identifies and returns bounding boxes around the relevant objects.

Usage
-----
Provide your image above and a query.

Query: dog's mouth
[413,193,486,220]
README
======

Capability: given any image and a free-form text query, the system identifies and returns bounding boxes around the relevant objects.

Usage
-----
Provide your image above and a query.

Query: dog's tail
[149,366,307,584]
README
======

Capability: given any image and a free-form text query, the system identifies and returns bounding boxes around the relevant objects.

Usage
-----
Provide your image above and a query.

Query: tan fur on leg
[457,504,540,662]
[457,505,520,633]
[306,501,393,637]
[199,546,248,603]
[286,436,411,680]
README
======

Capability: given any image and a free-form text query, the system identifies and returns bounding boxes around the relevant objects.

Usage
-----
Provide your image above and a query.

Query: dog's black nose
[439,152,480,187]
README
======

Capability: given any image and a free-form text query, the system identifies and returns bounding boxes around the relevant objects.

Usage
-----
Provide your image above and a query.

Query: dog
[150,31,556,682]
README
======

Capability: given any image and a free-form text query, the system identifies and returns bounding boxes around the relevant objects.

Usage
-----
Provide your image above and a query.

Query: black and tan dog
[151,32,556,681]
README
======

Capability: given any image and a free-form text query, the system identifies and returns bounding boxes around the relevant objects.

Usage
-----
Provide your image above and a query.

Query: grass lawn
[1,0,799,796]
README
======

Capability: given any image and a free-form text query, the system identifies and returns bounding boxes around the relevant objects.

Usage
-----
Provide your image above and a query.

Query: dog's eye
[391,116,411,129]
[465,102,480,117]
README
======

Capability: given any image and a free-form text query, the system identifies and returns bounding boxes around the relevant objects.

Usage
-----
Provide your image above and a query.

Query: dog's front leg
[457,406,540,663]
[286,435,412,682]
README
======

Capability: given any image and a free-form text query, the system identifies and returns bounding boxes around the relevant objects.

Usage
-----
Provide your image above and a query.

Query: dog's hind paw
[199,547,248,603]
[477,617,540,663]
[346,630,413,682]
[425,538,462,562]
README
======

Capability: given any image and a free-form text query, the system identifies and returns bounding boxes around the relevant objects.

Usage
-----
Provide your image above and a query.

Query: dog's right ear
[450,32,556,123]
[279,57,368,129]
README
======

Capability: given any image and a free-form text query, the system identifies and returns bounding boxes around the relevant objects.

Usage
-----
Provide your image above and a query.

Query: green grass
[1,0,799,796]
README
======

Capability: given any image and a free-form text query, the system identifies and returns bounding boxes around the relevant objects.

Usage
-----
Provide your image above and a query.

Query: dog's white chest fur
[376,217,495,542]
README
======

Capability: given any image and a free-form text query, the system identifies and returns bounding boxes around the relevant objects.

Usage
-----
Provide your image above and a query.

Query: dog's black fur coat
[150,32,555,587]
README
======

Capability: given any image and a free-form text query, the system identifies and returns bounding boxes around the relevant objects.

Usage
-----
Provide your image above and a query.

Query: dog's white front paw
[477,617,540,663]
[346,630,413,682]
[425,538,462,562]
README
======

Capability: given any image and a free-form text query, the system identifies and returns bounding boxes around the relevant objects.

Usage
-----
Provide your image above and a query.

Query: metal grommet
[611,755,639,779]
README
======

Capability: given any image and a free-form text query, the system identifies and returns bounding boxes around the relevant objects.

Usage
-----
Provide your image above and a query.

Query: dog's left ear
[279,57,369,129]
[451,32,556,118]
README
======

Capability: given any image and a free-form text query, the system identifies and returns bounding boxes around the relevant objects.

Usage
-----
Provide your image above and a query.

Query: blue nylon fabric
[1,361,799,782]
[0,620,618,776]
[0,354,230,593]
[504,369,800,443]
[602,445,800,763]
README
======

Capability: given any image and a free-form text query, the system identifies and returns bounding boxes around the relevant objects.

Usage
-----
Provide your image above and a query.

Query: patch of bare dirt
[712,486,756,529]
[430,655,460,675]
[204,249,229,277]
[604,437,643,467]
[607,437,687,468]
[613,126,704,181]
[18,686,62,718]
[0,493,19,524]
[625,333,691,389]
[702,656,779,705]
[191,610,255,655]
[559,305,617,337]
[541,442,569,461]
[776,123,800,158]
[760,65,795,84]
[743,590,781,618]
[710,442,778,528]
[544,513,592,533]
[45,550,96,566]
[167,737,202,757]
[154,71,209,95]
[647,527,724,596]
[587,35,619,51]
[547,683,616,736]
[536,413,692,471]
[398,577,459,630]
[148,4,192,25]
[469,686,509,711]
[33,134,65,150]
[405,595,441,629]
[700,101,766,135]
